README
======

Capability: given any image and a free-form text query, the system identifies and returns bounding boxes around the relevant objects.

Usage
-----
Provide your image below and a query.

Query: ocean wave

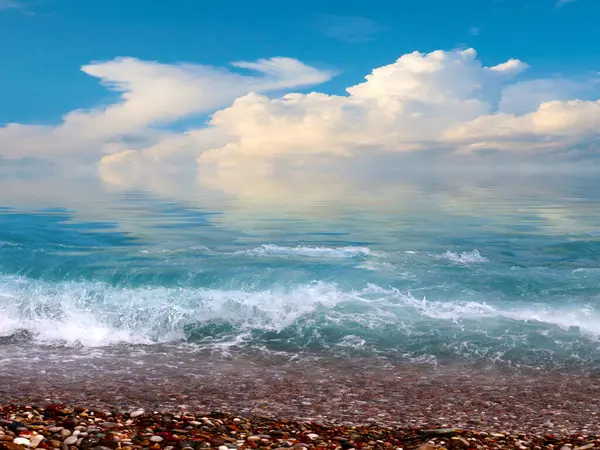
[235,244,374,258]
[138,245,211,255]
[572,268,600,276]
[354,260,395,271]
[0,275,352,347]
[436,249,488,264]
[1,275,599,354]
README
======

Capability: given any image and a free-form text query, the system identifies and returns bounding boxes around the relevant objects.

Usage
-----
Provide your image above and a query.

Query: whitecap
[236,244,374,258]
[436,249,488,264]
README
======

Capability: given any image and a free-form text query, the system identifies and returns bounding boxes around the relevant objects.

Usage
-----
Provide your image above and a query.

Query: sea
[2,164,600,403]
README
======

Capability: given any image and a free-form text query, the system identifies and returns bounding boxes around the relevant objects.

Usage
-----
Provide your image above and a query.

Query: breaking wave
[2,274,600,367]
[436,249,488,264]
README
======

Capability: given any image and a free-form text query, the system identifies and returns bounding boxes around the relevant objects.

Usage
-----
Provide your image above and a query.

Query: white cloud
[0,56,333,160]
[2,47,600,186]
[185,48,592,171]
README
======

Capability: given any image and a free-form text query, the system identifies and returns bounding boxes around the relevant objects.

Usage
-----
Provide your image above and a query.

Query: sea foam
[2,274,600,352]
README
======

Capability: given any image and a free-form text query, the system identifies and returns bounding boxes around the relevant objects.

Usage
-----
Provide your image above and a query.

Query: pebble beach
[3,350,600,450]
[1,400,600,450]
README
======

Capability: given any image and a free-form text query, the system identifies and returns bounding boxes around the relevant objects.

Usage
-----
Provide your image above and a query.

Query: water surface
[1,169,600,371]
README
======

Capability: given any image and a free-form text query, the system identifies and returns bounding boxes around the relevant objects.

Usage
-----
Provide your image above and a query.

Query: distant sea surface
[2,168,600,373]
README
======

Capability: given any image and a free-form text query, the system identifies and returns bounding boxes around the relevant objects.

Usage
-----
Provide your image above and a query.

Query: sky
[1,0,600,195]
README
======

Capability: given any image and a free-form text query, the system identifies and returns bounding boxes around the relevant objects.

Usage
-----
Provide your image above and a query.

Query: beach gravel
[1,404,600,450]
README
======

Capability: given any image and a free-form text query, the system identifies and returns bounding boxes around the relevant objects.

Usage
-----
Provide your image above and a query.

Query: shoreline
[2,347,600,436]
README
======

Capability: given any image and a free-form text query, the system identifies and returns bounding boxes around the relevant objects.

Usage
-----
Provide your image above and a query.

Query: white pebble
[13,438,31,446]
[150,436,164,443]
[307,434,320,440]
[130,409,145,418]
[63,436,78,446]
[219,446,229,450]
[30,435,45,448]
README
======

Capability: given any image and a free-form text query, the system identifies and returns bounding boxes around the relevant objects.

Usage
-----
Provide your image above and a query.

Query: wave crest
[236,244,374,258]
[437,249,488,264]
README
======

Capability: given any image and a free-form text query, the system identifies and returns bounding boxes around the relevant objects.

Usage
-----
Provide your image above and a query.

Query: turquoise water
[1,169,600,370]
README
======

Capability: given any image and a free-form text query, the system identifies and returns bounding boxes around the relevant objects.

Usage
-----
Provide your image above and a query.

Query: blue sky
[0,0,598,125]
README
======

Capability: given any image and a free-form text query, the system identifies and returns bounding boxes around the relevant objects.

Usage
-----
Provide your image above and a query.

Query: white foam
[437,249,488,264]
[355,261,395,271]
[138,245,210,255]
[236,244,373,258]
[572,268,600,276]
[395,290,600,337]
[358,285,600,338]
[2,274,600,349]
[0,275,353,347]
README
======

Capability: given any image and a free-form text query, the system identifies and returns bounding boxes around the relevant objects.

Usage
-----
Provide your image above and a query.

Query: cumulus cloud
[2,47,600,187]
[183,48,598,171]
[0,57,333,160]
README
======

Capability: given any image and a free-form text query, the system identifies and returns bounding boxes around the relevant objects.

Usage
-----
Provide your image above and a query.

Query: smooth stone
[12,439,30,447]
[63,437,78,446]
[130,410,144,419]
[149,437,163,443]
[422,428,461,436]
[1,444,28,450]
[218,446,229,450]
[59,431,71,439]
[7,423,25,433]
[247,437,261,442]
[307,434,319,440]
[418,445,439,450]
[30,436,44,448]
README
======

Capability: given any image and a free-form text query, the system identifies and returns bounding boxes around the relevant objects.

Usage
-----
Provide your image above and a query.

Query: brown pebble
[0,444,29,450]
